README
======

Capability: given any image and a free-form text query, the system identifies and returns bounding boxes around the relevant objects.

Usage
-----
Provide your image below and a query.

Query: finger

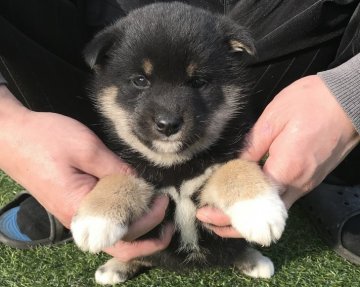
[205,225,243,238]
[196,206,231,226]
[260,127,302,196]
[105,223,175,262]
[122,195,169,241]
[262,157,288,196]
[280,187,306,210]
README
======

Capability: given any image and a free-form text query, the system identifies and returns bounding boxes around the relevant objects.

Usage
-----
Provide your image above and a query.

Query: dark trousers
[0,0,359,182]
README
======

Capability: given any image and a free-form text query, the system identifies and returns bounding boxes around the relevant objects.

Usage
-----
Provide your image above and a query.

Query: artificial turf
[0,171,359,287]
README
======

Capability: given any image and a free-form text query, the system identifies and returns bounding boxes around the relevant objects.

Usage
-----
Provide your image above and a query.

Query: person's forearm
[318,53,360,134]
[0,85,31,169]
[0,85,29,121]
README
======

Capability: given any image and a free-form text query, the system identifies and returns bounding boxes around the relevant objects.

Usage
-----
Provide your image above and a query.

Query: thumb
[241,112,281,162]
[88,148,135,179]
[76,139,135,179]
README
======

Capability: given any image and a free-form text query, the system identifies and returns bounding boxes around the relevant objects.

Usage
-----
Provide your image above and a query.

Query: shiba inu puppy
[70,2,287,285]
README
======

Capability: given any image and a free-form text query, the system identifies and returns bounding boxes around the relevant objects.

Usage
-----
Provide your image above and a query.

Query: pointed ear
[222,18,256,56]
[229,39,255,55]
[84,22,124,70]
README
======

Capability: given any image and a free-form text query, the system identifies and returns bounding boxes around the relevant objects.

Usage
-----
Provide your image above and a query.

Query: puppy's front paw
[70,174,153,253]
[71,214,128,253]
[226,189,287,246]
[201,159,288,246]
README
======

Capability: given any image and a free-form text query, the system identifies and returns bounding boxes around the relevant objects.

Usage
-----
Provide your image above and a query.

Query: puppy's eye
[131,75,150,89]
[189,78,208,89]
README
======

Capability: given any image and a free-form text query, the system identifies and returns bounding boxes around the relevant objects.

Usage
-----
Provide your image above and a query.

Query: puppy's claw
[71,215,128,253]
[226,189,287,246]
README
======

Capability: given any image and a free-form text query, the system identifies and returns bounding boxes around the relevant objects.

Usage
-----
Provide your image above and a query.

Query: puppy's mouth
[133,121,190,155]
[151,139,184,153]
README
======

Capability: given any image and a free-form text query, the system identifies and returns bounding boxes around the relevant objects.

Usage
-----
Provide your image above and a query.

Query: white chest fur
[160,165,219,254]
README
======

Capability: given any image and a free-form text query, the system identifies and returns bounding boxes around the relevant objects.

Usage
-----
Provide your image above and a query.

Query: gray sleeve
[318,53,360,134]
[0,71,7,85]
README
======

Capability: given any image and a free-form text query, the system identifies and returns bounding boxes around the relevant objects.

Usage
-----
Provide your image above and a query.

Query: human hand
[105,195,175,262]
[243,75,359,207]
[0,86,172,259]
[197,75,359,237]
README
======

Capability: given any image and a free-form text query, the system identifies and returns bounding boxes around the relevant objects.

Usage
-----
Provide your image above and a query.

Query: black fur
[86,2,256,269]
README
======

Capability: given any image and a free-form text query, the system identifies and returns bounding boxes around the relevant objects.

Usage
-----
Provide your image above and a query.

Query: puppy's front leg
[200,159,287,246]
[71,174,153,253]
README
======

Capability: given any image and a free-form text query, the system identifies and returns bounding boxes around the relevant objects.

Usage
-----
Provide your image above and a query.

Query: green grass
[0,171,359,287]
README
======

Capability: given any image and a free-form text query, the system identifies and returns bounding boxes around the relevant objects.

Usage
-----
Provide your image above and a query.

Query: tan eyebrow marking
[186,63,198,77]
[143,59,153,76]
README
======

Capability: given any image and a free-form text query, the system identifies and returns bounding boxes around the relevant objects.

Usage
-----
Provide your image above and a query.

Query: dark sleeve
[0,71,7,85]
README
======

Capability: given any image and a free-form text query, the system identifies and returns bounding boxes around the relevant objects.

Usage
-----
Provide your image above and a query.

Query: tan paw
[71,174,153,253]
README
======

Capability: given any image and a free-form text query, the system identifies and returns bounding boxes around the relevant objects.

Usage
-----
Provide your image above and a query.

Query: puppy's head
[85,3,255,167]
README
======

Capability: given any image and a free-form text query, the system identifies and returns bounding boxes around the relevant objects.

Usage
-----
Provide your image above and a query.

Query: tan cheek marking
[98,85,120,116]
[186,63,197,77]
[99,85,118,104]
[143,59,153,76]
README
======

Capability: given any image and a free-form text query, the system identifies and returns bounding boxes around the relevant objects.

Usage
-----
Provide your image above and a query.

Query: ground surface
[0,171,359,287]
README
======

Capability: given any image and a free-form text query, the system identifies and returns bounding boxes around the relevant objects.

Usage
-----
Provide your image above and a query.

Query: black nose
[155,115,183,136]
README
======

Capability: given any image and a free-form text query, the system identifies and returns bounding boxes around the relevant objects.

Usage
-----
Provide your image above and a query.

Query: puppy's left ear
[222,18,256,56]
[84,21,124,70]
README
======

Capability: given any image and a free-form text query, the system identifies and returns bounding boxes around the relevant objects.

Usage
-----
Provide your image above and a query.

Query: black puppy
[71,2,287,285]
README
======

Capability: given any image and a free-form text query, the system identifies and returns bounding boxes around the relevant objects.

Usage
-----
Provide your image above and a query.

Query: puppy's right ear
[84,23,123,70]
[221,17,256,56]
